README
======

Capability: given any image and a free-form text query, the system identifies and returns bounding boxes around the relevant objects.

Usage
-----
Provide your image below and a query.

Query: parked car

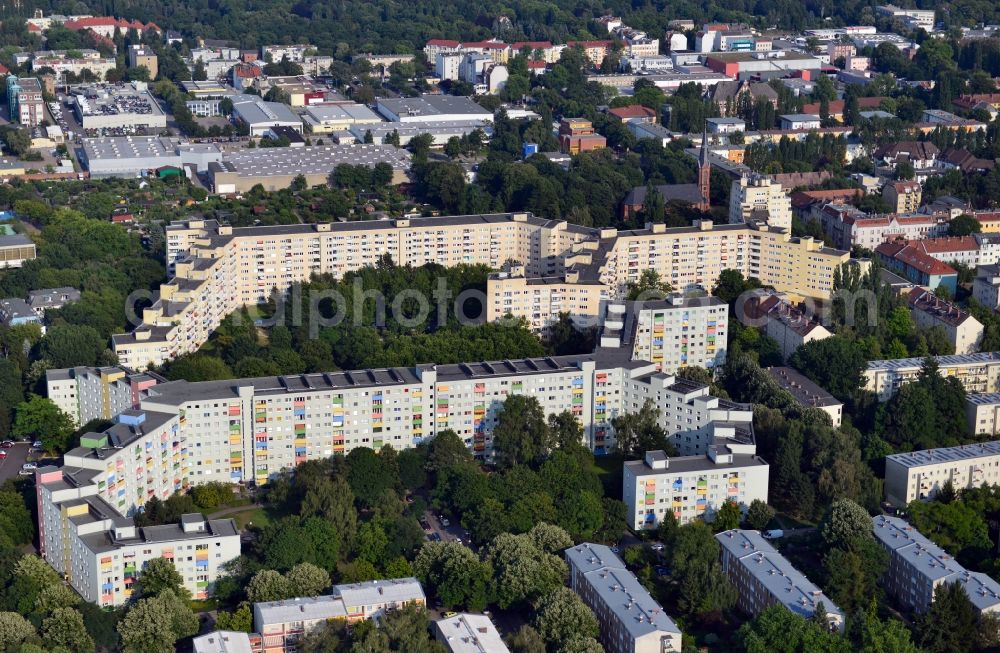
[18,469,33,476]
[21,462,37,470]
[441,517,450,527]
[650,543,665,551]
[0,441,13,448]
[0,450,7,460]
[32,441,42,449]
[763,529,784,540]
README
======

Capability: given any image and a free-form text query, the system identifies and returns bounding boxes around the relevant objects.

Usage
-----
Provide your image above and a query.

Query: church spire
[698,122,711,211]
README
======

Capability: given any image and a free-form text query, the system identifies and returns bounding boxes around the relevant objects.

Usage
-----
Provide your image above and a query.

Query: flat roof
[333,577,425,607]
[436,614,510,653]
[716,529,845,621]
[193,632,255,653]
[624,452,767,477]
[867,352,1000,371]
[885,440,1000,469]
[82,136,181,161]
[0,234,33,247]
[215,144,411,177]
[303,103,382,123]
[565,543,681,639]
[376,95,492,119]
[254,595,347,625]
[231,97,300,125]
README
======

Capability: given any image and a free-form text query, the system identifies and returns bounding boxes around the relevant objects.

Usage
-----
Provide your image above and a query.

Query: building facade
[884,440,1000,505]
[728,175,793,232]
[865,353,1000,401]
[907,288,983,355]
[6,76,44,127]
[46,365,162,426]
[716,529,845,631]
[566,543,683,653]
[623,448,769,529]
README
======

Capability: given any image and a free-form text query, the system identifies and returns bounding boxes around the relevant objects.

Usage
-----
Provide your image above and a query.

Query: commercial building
[599,297,729,374]
[36,412,242,606]
[865,352,1000,401]
[253,75,326,107]
[704,51,822,81]
[348,120,490,147]
[766,366,843,427]
[71,84,168,131]
[435,614,509,653]
[885,440,1000,505]
[778,114,822,131]
[127,45,158,80]
[78,136,224,178]
[375,95,493,123]
[624,447,768,529]
[254,579,425,650]
[876,5,935,30]
[207,144,411,193]
[565,543,683,653]
[0,234,36,268]
[6,76,44,127]
[873,515,1000,615]
[907,288,983,355]
[716,529,845,632]
[300,103,383,134]
[33,53,116,79]
[46,365,162,426]
[729,174,793,232]
[231,96,302,136]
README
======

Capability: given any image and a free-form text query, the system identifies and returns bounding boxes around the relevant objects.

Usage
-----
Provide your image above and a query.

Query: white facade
[884,440,1000,506]
[623,449,769,529]
[865,353,1000,401]
[436,614,510,653]
[45,365,160,426]
[435,53,463,81]
[729,175,793,232]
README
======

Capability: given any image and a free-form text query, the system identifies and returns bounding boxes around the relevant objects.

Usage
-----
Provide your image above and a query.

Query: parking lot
[0,442,31,484]
[422,510,476,552]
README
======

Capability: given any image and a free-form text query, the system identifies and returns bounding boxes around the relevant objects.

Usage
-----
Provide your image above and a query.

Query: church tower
[698,123,711,211]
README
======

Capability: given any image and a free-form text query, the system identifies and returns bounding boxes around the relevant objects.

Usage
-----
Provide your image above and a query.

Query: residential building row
[864,352,1000,401]
[716,529,846,632]
[738,290,833,362]
[906,288,983,355]
[884,440,1000,506]
[566,542,683,653]
[873,515,1000,616]
[114,212,849,370]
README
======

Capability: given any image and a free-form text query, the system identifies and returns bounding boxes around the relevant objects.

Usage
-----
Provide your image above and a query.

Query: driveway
[0,443,31,483]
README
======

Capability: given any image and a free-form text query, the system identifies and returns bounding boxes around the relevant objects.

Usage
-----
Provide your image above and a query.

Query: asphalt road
[0,443,31,483]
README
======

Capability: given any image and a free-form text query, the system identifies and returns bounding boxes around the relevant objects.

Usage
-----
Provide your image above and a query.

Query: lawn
[234,506,274,531]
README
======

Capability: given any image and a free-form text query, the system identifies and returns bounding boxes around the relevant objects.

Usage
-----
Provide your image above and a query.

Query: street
[0,443,31,484]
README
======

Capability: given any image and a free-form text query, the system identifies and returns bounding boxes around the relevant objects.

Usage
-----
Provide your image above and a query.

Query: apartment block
[600,297,729,374]
[623,448,769,529]
[967,393,1000,435]
[883,181,922,214]
[716,529,845,632]
[884,440,1000,505]
[865,353,1000,401]
[565,543,682,653]
[435,614,510,653]
[45,366,162,426]
[873,515,1000,615]
[254,579,425,651]
[127,45,158,79]
[729,175,793,232]
[766,366,843,427]
[193,631,261,653]
[809,203,947,252]
[973,263,1000,310]
[119,213,848,371]
[907,288,983,355]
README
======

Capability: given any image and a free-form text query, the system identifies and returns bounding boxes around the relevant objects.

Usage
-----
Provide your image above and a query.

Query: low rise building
[435,614,510,653]
[873,515,1000,615]
[907,288,983,355]
[865,352,1000,401]
[565,542,683,653]
[231,96,302,136]
[254,579,425,650]
[766,366,843,426]
[26,286,81,315]
[193,631,260,653]
[707,117,746,134]
[558,117,606,154]
[72,84,168,131]
[973,263,1000,309]
[716,529,845,632]
[0,234,36,268]
[0,298,42,328]
[348,120,488,147]
[875,241,958,294]
[884,440,1000,505]
[300,103,383,134]
[876,5,935,30]
[967,394,1000,436]
[623,448,769,529]
[6,76,44,127]
[778,113,822,131]
[127,45,158,79]
[208,144,411,193]
[375,95,493,123]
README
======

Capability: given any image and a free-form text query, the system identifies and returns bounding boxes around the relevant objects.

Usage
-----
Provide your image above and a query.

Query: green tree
[0,612,35,650]
[626,269,673,301]
[948,214,982,237]
[427,429,474,474]
[856,601,922,653]
[246,569,294,603]
[739,605,850,653]
[493,395,553,468]
[713,500,741,532]
[413,541,491,611]
[611,400,674,458]
[508,625,547,653]
[666,521,736,615]
[347,447,399,507]
[790,337,866,402]
[135,556,190,600]
[820,499,872,551]
[484,532,567,609]
[286,562,330,596]
[745,499,775,531]
[117,590,198,653]
[41,607,94,653]
[917,582,980,653]
[713,269,762,305]
[214,604,253,632]
[11,395,74,452]
[39,324,105,368]
[164,354,233,381]
[528,522,573,555]
[533,587,599,645]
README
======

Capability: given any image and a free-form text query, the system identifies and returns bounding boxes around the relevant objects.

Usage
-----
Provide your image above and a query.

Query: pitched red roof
[906,235,979,254]
[876,242,957,276]
[527,61,547,69]
[608,105,656,120]
[63,16,161,32]
[426,39,460,47]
